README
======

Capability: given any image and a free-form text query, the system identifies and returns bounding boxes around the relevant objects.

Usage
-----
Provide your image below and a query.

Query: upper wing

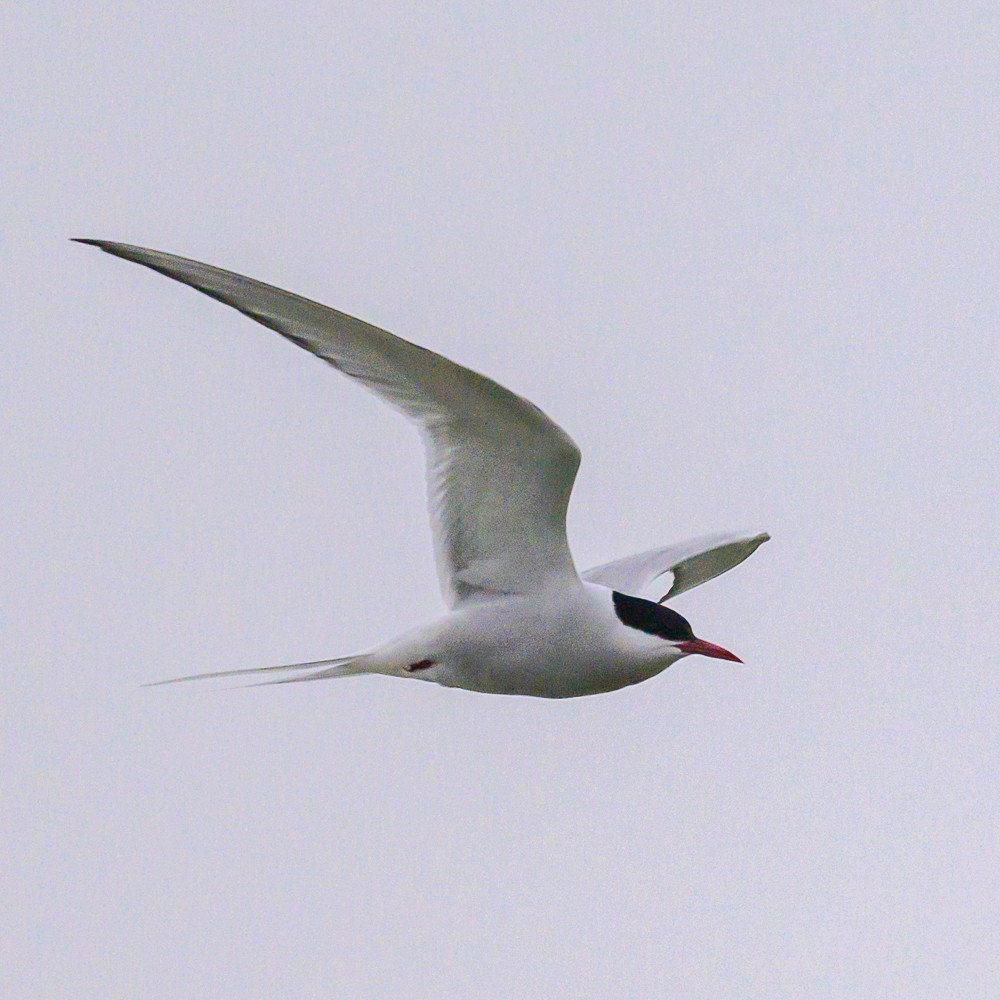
[582,531,769,601]
[77,240,581,606]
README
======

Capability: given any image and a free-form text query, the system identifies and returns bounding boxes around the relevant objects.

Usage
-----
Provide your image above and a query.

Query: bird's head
[611,590,742,662]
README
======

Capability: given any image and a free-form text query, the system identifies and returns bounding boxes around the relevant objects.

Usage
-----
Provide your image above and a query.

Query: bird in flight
[76,240,768,698]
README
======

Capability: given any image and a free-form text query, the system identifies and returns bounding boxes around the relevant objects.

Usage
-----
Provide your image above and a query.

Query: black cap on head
[612,591,695,642]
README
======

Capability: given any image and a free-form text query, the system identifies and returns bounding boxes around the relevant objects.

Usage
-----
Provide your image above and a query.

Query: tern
[76,239,769,697]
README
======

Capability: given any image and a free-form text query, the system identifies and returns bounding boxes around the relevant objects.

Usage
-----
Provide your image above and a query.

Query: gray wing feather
[582,531,769,601]
[77,240,581,606]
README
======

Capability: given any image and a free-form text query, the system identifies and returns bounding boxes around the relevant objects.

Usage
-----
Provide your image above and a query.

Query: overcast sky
[3,4,998,997]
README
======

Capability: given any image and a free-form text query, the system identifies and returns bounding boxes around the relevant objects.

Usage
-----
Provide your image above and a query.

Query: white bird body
[76,239,769,698]
[356,581,677,698]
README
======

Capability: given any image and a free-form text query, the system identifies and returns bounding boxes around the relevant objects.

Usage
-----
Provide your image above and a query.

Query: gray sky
[3,3,998,997]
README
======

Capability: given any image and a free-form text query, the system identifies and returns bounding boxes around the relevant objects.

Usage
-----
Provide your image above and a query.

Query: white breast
[413,583,682,698]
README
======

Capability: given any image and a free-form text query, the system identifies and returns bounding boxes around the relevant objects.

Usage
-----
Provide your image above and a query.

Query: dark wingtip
[72,239,138,260]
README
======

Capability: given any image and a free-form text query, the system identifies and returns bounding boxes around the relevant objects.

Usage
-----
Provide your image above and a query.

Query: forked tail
[144,654,369,688]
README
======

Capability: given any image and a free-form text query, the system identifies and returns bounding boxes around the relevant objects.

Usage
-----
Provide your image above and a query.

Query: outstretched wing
[77,240,581,606]
[582,531,769,601]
